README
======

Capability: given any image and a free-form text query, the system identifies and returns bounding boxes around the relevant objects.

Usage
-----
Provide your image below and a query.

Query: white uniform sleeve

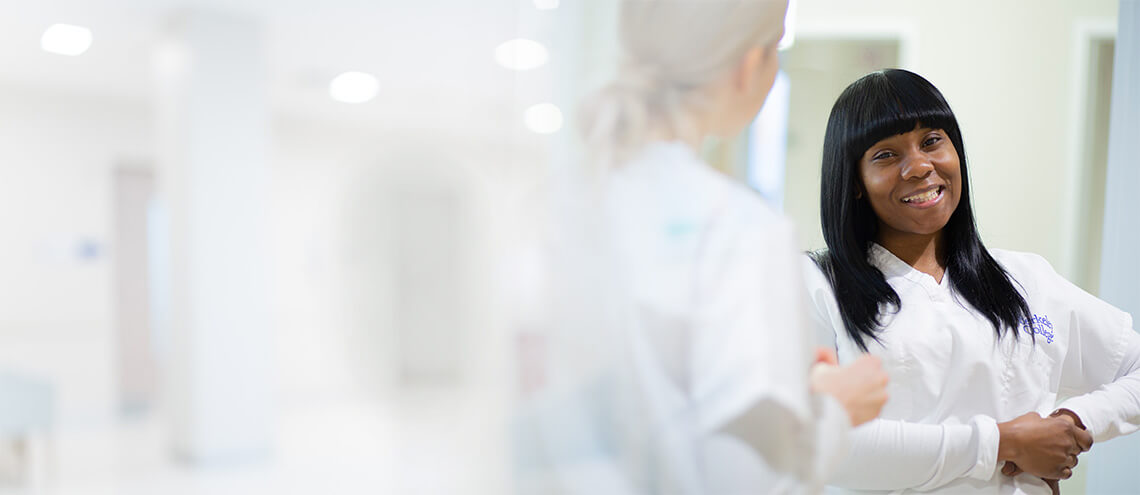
[800,257,1000,490]
[810,393,854,484]
[797,257,853,479]
[1059,334,1140,442]
[693,212,849,488]
[828,416,999,490]
[1030,255,1140,442]
[801,256,839,353]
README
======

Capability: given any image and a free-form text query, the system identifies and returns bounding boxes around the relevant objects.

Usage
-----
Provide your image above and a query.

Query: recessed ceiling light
[495,39,548,71]
[329,71,380,104]
[525,103,562,134]
[533,0,560,9]
[41,24,92,56]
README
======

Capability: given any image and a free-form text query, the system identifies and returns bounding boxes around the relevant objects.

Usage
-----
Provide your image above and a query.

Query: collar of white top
[640,140,698,162]
[868,242,950,291]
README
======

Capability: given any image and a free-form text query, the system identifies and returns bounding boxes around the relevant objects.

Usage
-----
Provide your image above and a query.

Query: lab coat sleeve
[798,256,855,478]
[1035,253,1140,441]
[1058,334,1140,442]
[811,392,854,484]
[827,415,999,490]
[692,211,849,488]
[1044,270,1140,440]
[1056,333,1140,442]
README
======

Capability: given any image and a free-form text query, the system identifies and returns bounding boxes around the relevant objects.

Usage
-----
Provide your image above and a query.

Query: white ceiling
[0,0,563,133]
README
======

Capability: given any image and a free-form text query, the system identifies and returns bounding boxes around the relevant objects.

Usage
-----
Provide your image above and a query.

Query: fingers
[1001,461,1022,476]
[846,354,889,395]
[1074,426,1094,452]
[1060,467,1073,479]
[814,347,839,366]
[855,355,888,387]
[809,363,840,394]
[1069,454,1079,468]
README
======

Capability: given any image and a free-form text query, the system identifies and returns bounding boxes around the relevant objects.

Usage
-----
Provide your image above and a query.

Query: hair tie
[615,62,670,95]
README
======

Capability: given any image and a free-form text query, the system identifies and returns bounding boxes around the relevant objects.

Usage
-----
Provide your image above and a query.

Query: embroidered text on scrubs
[1022,314,1055,343]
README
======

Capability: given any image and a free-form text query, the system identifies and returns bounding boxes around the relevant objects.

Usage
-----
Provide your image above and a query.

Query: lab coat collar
[868,242,950,293]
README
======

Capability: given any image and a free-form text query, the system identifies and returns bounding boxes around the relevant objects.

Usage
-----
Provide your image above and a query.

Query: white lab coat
[590,141,850,494]
[803,244,1140,494]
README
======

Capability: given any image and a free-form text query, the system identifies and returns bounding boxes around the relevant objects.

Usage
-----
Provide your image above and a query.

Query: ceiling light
[525,103,562,134]
[41,24,92,56]
[495,39,548,71]
[329,71,380,104]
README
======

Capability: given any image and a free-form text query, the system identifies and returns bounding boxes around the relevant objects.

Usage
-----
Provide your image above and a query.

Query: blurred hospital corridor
[0,0,1138,494]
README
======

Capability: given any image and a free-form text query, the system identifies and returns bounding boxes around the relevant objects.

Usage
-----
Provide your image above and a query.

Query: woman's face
[858,125,962,239]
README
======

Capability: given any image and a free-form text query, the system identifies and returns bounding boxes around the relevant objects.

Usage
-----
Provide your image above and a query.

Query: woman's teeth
[903,187,941,204]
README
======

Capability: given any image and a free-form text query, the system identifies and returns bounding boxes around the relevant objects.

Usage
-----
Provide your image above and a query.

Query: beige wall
[784,0,1118,282]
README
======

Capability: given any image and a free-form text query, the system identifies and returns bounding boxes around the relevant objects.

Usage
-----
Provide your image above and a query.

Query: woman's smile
[900,185,946,209]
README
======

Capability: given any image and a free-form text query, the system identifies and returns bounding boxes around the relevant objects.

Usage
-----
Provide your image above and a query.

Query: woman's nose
[900,154,935,180]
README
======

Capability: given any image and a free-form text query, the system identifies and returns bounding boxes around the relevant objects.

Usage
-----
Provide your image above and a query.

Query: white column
[1087,0,1140,492]
[152,10,273,464]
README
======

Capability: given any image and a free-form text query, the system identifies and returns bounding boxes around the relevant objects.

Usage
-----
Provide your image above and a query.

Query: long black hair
[813,69,1032,351]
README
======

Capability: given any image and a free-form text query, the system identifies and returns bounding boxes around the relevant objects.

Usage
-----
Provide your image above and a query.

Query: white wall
[0,83,152,426]
[0,80,533,427]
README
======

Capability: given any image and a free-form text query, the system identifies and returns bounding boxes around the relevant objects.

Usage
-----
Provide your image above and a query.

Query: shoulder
[800,252,841,314]
[799,252,846,349]
[695,166,791,248]
[659,142,786,228]
[989,248,1055,270]
[685,163,792,251]
[988,248,1061,286]
[615,141,796,258]
[800,252,833,292]
[616,142,783,221]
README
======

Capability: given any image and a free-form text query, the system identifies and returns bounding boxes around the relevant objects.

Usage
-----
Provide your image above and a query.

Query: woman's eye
[923,136,942,147]
[873,151,894,161]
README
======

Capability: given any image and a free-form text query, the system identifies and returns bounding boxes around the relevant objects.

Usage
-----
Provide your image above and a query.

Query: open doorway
[780,37,901,251]
[112,166,157,416]
[1072,35,1115,295]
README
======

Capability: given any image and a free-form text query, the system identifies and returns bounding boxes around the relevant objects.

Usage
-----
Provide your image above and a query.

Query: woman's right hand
[811,353,889,427]
[997,412,1093,480]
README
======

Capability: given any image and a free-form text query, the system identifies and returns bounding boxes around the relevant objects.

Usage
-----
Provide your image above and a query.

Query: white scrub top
[803,244,1140,494]
[597,141,850,494]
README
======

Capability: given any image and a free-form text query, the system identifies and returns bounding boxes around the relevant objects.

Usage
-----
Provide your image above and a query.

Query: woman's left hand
[1000,463,1060,494]
[1001,409,1086,495]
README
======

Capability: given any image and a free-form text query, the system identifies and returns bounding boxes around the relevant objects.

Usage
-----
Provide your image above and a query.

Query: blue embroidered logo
[1022,314,1055,343]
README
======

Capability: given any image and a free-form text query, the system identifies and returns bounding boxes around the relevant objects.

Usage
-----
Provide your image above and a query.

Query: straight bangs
[842,71,960,166]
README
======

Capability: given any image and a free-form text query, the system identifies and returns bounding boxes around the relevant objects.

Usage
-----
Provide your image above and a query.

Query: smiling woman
[814,69,1031,352]
[805,69,1140,495]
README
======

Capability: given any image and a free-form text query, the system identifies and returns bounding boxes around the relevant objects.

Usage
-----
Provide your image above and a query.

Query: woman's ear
[733,46,765,92]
